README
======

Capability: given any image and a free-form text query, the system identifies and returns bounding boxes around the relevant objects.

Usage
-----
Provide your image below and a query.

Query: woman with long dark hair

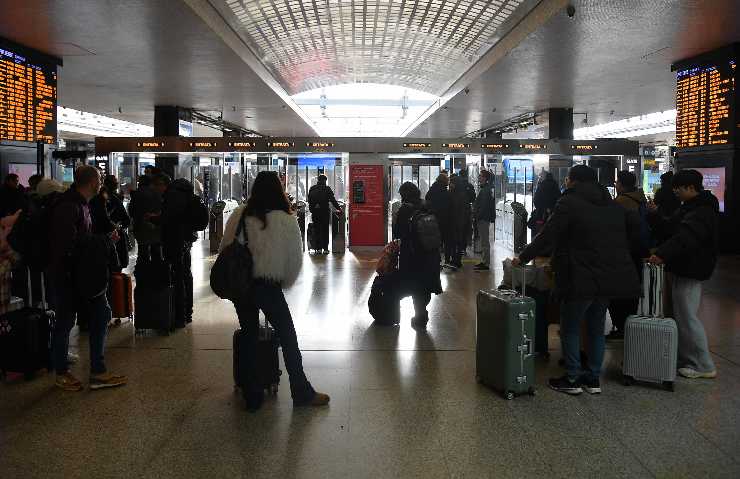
[220,171,329,410]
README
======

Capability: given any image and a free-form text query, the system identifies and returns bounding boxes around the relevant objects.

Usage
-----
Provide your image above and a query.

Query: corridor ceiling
[210,0,534,95]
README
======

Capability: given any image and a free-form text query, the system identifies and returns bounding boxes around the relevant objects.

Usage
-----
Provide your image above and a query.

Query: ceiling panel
[212,0,533,95]
[0,0,315,136]
[411,0,740,138]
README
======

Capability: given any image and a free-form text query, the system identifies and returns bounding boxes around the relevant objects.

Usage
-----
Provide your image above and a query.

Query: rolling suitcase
[133,253,173,333]
[476,267,536,399]
[622,263,677,391]
[368,273,401,325]
[510,202,528,253]
[110,272,134,320]
[307,222,319,252]
[233,318,281,402]
[0,270,53,379]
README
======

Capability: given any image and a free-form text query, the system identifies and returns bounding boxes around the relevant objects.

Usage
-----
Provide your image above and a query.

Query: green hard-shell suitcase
[476,285,536,400]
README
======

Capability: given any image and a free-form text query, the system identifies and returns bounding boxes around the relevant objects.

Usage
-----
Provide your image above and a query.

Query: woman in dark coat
[393,182,443,329]
[104,175,131,269]
[425,174,454,265]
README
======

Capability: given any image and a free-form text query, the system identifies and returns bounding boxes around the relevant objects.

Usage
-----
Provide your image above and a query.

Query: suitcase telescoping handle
[25,268,47,310]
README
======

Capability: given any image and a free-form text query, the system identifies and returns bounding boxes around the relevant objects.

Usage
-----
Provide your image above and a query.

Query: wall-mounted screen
[0,38,58,144]
[675,51,736,149]
[693,167,726,213]
[643,170,662,196]
[8,162,38,187]
[503,158,534,183]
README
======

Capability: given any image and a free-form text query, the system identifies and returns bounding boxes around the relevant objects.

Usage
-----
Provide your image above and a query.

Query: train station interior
[1,1,739,478]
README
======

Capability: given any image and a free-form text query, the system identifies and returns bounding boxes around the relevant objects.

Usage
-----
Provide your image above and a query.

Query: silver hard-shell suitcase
[622,263,678,391]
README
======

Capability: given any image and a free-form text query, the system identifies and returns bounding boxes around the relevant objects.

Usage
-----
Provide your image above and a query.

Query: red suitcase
[110,272,134,319]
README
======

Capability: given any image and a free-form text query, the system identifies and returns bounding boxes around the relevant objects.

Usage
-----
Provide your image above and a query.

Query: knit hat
[36,179,66,197]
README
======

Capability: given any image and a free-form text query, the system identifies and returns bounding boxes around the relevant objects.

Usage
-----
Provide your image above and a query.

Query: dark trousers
[233,281,315,403]
[49,277,111,375]
[170,244,193,326]
[560,299,609,381]
[412,292,431,317]
[608,297,639,333]
[442,230,456,264]
[313,212,330,250]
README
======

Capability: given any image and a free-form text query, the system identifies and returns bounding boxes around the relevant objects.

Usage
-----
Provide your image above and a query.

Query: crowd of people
[0,161,722,406]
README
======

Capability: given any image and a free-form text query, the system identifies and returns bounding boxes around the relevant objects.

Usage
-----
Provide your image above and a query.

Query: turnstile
[331,202,347,253]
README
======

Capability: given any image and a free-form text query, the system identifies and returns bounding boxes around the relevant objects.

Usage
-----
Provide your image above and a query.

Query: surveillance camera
[464,88,470,95]
[566,5,575,17]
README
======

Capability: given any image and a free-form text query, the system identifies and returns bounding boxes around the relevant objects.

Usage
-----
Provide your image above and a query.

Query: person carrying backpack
[608,170,651,338]
[158,178,208,328]
[392,182,443,329]
[307,174,341,254]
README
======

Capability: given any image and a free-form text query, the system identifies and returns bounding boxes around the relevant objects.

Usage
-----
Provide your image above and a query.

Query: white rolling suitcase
[622,263,678,391]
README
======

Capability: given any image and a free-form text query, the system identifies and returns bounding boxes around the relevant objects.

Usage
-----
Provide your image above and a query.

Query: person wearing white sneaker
[649,170,718,380]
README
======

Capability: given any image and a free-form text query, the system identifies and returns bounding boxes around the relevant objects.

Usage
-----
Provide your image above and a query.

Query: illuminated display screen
[571,144,598,151]
[190,141,217,147]
[482,143,509,149]
[0,39,58,143]
[441,143,469,148]
[267,141,294,148]
[675,58,736,148]
[403,142,431,148]
[306,141,334,148]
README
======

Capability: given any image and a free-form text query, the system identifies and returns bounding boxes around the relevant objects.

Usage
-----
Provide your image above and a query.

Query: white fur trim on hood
[220,206,303,287]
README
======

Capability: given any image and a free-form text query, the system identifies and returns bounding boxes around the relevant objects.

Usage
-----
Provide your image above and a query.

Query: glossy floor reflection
[2,242,740,478]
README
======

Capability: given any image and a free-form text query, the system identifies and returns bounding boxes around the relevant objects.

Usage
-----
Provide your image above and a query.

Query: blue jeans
[233,280,315,404]
[50,277,111,375]
[560,298,609,381]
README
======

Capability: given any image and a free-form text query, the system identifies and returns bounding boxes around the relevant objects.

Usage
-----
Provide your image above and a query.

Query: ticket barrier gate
[331,202,347,253]
[209,199,239,253]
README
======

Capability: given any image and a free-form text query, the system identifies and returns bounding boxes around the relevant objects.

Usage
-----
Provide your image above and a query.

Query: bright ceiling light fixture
[292,83,438,137]
[574,110,676,140]
[57,106,153,137]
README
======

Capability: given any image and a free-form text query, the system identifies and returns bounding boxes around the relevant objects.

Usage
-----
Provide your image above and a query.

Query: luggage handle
[25,268,47,310]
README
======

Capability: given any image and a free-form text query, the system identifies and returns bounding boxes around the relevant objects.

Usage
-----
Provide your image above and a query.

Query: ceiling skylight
[58,107,153,137]
[574,110,676,140]
[292,83,438,136]
[216,0,528,95]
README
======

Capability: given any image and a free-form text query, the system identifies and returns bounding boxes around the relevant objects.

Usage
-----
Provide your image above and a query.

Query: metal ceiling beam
[182,0,319,135]
[401,0,569,136]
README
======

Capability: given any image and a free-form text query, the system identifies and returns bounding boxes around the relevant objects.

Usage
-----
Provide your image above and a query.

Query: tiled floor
[2,243,740,478]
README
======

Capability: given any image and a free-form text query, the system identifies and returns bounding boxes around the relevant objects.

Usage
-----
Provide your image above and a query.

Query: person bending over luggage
[47,165,127,391]
[607,170,650,339]
[307,174,341,254]
[220,171,330,410]
[513,165,640,396]
[648,169,718,379]
[392,182,443,329]
[425,174,454,266]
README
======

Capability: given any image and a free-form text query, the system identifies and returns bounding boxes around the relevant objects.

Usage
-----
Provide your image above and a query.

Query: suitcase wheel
[504,390,515,401]
[622,374,635,386]
[663,381,674,392]
[527,387,536,396]
[268,384,279,395]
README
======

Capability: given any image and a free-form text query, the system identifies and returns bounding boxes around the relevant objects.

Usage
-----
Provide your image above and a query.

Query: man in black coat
[649,169,718,379]
[449,170,476,268]
[514,165,640,395]
[160,178,208,328]
[307,174,341,254]
[425,174,453,266]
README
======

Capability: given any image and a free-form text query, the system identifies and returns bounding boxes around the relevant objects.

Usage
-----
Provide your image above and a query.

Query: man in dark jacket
[0,174,26,218]
[308,174,341,254]
[649,171,681,244]
[47,165,127,391]
[514,165,640,395]
[449,170,476,268]
[608,170,649,338]
[160,178,208,328]
[473,170,495,271]
[649,169,718,379]
[129,174,164,261]
[425,174,453,266]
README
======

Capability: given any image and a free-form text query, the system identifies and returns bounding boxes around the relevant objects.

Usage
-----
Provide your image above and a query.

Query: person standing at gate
[473,170,496,271]
[307,174,341,254]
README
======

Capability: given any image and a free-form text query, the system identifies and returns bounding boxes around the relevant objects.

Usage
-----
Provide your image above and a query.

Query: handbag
[376,240,400,275]
[210,209,253,300]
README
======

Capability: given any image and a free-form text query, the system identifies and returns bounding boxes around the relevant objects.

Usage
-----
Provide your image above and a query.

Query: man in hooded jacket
[514,165,640,395]
[648,169,719,379]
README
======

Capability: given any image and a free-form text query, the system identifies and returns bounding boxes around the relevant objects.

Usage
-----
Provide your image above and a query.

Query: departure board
[675,58,736,149]
[0,39,58,144]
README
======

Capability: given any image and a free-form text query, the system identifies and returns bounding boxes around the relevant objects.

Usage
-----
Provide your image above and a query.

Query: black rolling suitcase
[0,269,53,379]
[368,273,401,325]
[233,319,281,401]
[307,222,319,252]
[133,247,173,333]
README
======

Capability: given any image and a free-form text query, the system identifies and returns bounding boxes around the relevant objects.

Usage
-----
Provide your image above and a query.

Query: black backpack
[7,193,61,272]
[409,209,441,252]
[188,194,209,232]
